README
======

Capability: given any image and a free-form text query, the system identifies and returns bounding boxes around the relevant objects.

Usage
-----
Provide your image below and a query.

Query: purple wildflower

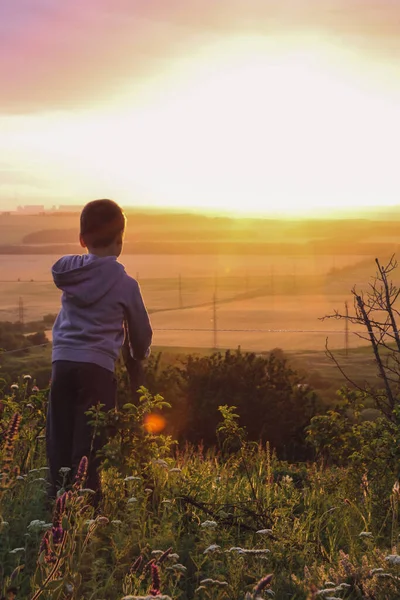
[74,456,88,489]
[254,574,273,595]
[149,563,161,596]
[157,547,172,565]
[51,525,64,546]
[130,555,143,574]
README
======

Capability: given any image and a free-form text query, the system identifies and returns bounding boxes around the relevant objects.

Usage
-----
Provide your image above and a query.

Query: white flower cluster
[316,583,351,597]
[152,459,169,468]
[256,529,273,535]
[359,531,373,538]
[385,554,400,565]
[226,547,270,556]
[166,563,187,573]
[200,520,218,529]
[195,579,228,592]
[27,520,52,533]
[203,544,221,554]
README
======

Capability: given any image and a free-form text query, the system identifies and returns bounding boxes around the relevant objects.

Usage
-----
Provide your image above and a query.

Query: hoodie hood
[52,254,125,306]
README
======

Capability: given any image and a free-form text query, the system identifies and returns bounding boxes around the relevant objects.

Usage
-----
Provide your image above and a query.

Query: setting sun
[1,34,400,216]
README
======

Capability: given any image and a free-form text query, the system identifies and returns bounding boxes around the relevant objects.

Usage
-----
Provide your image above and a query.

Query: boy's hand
[122,325,145,400]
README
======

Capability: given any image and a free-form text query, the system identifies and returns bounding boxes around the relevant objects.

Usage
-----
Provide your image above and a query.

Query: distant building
[16,205,45,214]
[58,205,84,213]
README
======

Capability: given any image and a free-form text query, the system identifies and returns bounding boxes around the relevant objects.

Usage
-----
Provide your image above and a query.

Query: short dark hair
[80,199,126,248]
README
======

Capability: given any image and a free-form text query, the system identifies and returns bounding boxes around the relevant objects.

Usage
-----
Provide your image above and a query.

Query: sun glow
[2,37,400,215]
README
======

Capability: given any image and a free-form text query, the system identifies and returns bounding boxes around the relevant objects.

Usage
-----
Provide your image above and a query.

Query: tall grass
[1,380,400,599]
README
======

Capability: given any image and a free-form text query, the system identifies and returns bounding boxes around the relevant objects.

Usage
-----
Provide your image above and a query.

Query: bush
[145,349,320,461]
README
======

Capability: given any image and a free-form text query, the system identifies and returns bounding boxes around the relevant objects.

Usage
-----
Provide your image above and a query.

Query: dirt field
[0,253,379,353]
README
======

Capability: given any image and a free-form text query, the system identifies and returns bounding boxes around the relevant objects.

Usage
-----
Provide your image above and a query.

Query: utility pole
[178,273,183,309]
[345,300,349,358]
[18,296,24,325]
[214,271,219,296]
[212,293,218,350]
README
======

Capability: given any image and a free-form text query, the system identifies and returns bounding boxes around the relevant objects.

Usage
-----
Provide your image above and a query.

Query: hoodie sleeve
[124,278,153,360]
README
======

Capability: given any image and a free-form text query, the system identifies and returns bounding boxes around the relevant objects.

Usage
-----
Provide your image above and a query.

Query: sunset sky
[1,0,400,216]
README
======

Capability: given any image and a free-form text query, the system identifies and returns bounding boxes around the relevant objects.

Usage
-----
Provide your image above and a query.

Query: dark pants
[46,361,117,503]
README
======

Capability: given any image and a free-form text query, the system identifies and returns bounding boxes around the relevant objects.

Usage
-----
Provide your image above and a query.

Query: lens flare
[144,413,166,434]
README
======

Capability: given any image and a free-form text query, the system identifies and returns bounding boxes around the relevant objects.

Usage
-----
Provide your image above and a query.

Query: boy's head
[80,199,126,257]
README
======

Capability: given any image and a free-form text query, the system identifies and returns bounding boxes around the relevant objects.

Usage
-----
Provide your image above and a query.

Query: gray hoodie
[51,254,152,372]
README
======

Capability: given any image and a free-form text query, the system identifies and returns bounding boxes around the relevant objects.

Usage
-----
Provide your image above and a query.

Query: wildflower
[149,563,161,596]
[359,531,373,538]
[166,563,187,573]
[32,385,40,392]
[370,568,384,574]
[168,553,179,561]
[204,544,221,554]
[111,520,122,526]
[157,547,172,564]
[97,516,109,525]
[385,554,400,565]
[130,555,143,574]
[200,520,218,529]
[124,475,141,482]
[59,467,71,475]
[23,374,32,381]
[144,488,152,493]
[152,459,169,468]
[9,548,25,554]
[256,529,273,535]
[127,497,137,504]
[10,384,19,391]
[169,467,181,473]
[52,525,64,545]
[254,574,273,596]
[78,488,96,495]
[27,520,51,533]
[161,499,171,504]
[85,519,96,526]
[74,456,88,489]
[199,579,228,587]
[39,531,55,564]
[2,414,22,484]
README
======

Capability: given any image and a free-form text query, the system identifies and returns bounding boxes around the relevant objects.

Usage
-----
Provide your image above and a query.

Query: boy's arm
[124,279,152,361]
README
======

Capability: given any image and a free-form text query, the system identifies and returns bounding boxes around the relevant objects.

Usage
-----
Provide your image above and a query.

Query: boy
[47,199,152,501]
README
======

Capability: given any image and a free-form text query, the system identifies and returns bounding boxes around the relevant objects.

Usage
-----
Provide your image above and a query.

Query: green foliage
[151,349,320,461]
[86,387,175,479]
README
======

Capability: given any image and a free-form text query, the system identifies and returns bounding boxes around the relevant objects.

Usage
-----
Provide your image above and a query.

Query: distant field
[0,253,382,354]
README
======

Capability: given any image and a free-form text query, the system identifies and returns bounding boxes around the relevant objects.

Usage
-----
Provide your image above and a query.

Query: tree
[322,255,400,420]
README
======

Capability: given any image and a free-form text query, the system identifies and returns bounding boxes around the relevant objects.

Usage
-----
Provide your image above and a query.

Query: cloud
[0,0,399,114]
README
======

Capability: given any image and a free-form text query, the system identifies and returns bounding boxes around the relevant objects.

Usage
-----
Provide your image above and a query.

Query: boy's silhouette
[46,199,152,503]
